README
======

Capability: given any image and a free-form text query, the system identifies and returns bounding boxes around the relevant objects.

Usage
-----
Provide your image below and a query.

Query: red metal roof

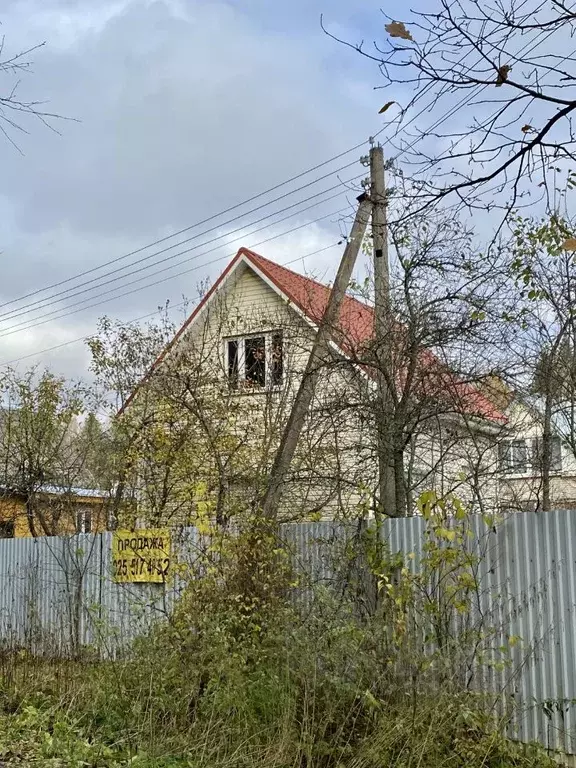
[242,249,507,422]
[245,248,374,349]
[244,248,505,424]
[121,247,505,423]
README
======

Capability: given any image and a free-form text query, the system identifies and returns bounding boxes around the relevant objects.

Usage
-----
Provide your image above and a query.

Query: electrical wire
[0,206,348,341]
[0,174,363,324]
[0,198,350,336]
[1,138,372,313]
[0,158,362,318]
[0,171,512,345]
[0,172,511,365]
[0,241,344,366]
[0,2,561,361]
[0,0,557,320]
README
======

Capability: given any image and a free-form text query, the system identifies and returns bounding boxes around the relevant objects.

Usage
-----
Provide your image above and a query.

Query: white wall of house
[137,255,576,521]
[150,262,376,521]
[498,400,576,511]
[146,259,507,520]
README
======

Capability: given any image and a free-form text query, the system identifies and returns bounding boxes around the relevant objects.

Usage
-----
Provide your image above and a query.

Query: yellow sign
[112,529,171,583]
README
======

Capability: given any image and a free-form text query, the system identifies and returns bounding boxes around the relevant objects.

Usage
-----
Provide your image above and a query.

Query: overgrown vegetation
[4,5,576,761]
[0,508,557,767]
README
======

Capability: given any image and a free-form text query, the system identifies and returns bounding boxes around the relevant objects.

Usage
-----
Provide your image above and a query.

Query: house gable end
[119,249,313,412]
[119,247,506,425]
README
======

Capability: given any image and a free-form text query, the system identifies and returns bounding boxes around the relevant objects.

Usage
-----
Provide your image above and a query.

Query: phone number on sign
[113,557,170,579]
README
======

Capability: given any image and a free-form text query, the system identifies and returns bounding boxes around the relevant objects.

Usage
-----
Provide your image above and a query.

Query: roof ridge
[241,247,374,314]
[120,247,506,424]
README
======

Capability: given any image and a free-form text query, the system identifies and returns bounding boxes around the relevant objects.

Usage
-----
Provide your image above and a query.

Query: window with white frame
[499,439,528,474]
[225,331,283,390]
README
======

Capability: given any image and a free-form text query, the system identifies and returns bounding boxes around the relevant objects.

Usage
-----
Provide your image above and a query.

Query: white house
[122,247,526,523]
[497,394,576,512]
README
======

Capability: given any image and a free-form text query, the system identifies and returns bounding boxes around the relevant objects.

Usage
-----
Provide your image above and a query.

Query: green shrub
[0,518,559,767]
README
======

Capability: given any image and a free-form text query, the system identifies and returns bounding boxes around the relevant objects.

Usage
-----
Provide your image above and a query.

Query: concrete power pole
[261,193,372,520]
[371,145,398,518]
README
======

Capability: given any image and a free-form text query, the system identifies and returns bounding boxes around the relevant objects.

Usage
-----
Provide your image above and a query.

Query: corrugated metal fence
[0,513,575,755]
[385,511,576,757]
[0,522,359,656]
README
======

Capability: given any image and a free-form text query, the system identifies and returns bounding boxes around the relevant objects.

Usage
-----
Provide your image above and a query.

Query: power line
[0,179,520,363]
[1,4,559,360]
[2,38,503,320]
[1,174,507,341]
[0,199,349,336]
[0,174,363,324]
[0,173,512,368]
[0,0,555,320]
[0,159,361,319]
[2,8,546,322]
[0,142,372,313]
[0,241,343,367]
[0,206,348,342]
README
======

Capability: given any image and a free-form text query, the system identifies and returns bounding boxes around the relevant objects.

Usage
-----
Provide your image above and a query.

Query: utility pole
[371,144,398,518]
[261,193,372,520]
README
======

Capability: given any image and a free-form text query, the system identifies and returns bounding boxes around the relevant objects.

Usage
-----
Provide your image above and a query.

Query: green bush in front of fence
[0,511,561,767]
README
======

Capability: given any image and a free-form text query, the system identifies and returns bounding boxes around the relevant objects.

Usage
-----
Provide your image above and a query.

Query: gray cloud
[0,0,382,375]
[2,0,376,237]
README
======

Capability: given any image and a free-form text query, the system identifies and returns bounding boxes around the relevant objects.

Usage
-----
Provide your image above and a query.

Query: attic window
[225,332,283,390]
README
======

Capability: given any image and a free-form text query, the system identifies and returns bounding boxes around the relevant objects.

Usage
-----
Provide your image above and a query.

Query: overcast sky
[0,0,412,377]
[0,0,565,382]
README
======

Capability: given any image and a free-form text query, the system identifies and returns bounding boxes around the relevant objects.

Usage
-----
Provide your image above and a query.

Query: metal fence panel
[2,515,576,754]
[382,511,576,755]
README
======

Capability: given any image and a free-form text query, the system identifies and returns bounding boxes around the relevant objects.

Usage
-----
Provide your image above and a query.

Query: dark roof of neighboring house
[120,247,506,423]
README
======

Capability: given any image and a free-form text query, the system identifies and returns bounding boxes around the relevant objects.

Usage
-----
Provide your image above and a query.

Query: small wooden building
[0,485,111,538]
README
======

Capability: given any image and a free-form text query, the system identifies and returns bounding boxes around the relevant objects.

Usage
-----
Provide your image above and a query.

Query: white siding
[135,259,506,522]
[499,401,576,511]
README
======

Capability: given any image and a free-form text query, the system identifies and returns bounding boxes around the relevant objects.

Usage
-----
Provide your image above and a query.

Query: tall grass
[0,518,560,767]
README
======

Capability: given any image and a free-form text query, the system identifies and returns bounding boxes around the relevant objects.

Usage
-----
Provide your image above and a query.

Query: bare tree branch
[328,0,576,223]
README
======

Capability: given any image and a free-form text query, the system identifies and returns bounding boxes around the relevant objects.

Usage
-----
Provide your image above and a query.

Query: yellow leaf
[363,689,382,710]
[385,21,413,41]
[495,65,511,86]
[379,101,395,114]
[454,504,467,521]
[563,238,576,251]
